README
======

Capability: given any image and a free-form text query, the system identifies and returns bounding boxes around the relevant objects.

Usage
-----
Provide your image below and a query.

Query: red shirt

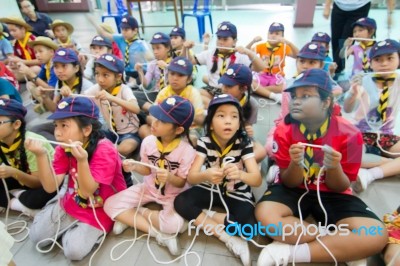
[273,115,363,195]
[14,33,36,60]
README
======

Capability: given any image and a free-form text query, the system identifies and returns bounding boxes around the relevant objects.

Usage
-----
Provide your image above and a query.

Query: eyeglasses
[0,120,13,125]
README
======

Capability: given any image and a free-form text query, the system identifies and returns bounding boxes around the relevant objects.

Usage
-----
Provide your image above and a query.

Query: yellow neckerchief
[239,95,247,107]
[158,57,172,89]
[62,77,80,94]
[107,85,121,131]
[155,137,181,195]
[17,32,32,60]
[299,118,329,184]
[218,51,234,77]
[266,42,282,73]
[1,131,22,166]
[164,84,191,99]
[124,36,138,66]
[64,140,89,155]
[374,74,397,122]
[58,36,72,46]
[45,61,52,81]
[359,41,375,72]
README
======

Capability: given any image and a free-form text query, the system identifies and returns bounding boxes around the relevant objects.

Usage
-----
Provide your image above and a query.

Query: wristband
[31,75,39,83]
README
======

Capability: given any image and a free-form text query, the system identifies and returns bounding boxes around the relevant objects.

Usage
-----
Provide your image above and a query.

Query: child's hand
[69,140,88,162]
[245,125,254,138]
[60,85,72,97]
[323,4,330,19]
[328,62,337,74]
[134,63,143,72]
[156,168,169,184]
[223,163,241,181]
[157,60,168,69]
[253,36,262,43]
[322,145,342,169]
[344,38,353,48]
[123,159,137,172]
[0,164,15,179]
[289,143,305,166]
[25,138,47,155]
[235,46,248,55]
[206,167,224,185]
[96,90,112,101]
[203,33,211,45]
[16,62,31,75]
[183,40,195,49]
[45,29,55,39]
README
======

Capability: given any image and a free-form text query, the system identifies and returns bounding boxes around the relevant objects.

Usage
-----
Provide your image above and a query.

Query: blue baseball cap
[95,54,124,73]
[285,68,332,93]
[48,97,99,120]
[150,32,171,44]
[369,39,400,59]
[218,64,252,87]
[351,17,377,30]
[298,42,326,61]
[90,35,112,48]
[311,32,331,44]
[208,94,241,112]
[167,56,193,76]
[53,48,79,64]
[170,27,185,39]
[120,15,139,29]
[0,98,26,120]
[216,21,237,38]
[149,96,194,130]
[269,22,284,33]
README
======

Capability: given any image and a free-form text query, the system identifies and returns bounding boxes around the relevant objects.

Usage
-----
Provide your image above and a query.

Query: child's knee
[63,243,90,261]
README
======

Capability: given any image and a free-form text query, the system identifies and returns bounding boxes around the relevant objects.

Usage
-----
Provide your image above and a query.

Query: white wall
[0,0,22,18]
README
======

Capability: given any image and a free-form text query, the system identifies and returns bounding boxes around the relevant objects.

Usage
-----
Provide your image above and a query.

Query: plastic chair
[101,0,128,33]
[182,0,213,42]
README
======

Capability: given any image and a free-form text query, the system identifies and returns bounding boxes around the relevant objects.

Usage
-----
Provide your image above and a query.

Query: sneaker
[257,241,290,266]
[113,221,129,235]
[266,165,279,184]
[225,236,251,266]
[269,92,282,104]
[346,258,367,266]
[353,168,373,193]
[20,205,40,218]
[156,233,181,256]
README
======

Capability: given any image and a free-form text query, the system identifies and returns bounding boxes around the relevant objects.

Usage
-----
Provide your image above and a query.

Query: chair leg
[197,17,205,42]
[182,16,186,29]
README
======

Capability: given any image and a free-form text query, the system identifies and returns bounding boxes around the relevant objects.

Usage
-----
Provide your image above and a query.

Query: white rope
[25,137,78,148]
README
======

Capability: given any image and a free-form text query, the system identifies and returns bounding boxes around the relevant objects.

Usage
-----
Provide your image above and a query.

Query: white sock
[10,198,24,212]
[269,92,277,99]
[9,189,25,198]
[289,243,311,263]
[148,227,158,237]
[369,167,384,180]
[218,231,231,243]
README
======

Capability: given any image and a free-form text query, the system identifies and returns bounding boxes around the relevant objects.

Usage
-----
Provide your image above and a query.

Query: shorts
[258,184,380,224]
[201,85,222,96]
[257,72,278,87]
[104,130,141,145]
[383,207,400,244]
[133,91,159,109]
[362,132,400,156]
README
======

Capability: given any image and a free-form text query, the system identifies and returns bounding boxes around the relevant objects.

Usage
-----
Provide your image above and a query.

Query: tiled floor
[2,4,400,266]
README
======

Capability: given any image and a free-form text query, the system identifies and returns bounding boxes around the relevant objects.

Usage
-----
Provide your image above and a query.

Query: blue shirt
[113,34,149,73]
[38,63,57,87]
[23,12,53,37]
[0,38,13,61]
[0,78,22,103]
[323,55,333,72]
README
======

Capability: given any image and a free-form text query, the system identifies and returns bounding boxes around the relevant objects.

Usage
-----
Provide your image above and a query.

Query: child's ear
[12,119,22,130]
[175,126,184,135]
[82,124,93,138]
[186,76,192,85]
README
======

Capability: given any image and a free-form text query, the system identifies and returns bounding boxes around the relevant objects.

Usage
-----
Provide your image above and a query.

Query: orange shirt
[255,42,292,76]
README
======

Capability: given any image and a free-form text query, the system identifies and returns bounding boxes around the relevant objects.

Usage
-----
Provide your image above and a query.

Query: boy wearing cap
[169,26,186,57]
[311,32,337,75]
[340,17,377,77]
[0,23,13,64]
[344,39,400,192]
[83,35,113,82]
[91,15,152,87]
[84,53,141,157]
[99,22,123,59]
[50,19,82,52]
[256,68,387,266]
[0,16,41,82]
[247,22,299,102]
[184,21,265,107]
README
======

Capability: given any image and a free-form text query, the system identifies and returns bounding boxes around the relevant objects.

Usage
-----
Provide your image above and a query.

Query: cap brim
[218,75,239,86]
[150,39,169,44]
[90,40,112,48]
[216,32,233,37]
[297,54,325,61]
[95,61,119,72]
[48,111,97,120]
[149,105,176,124]
[168,65,191,76]
[284,81,330,92]
[371,48,398,58]
[28,40,58,50]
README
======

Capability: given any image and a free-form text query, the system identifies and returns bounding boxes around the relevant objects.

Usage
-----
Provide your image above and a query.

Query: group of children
[0,8,399,266]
